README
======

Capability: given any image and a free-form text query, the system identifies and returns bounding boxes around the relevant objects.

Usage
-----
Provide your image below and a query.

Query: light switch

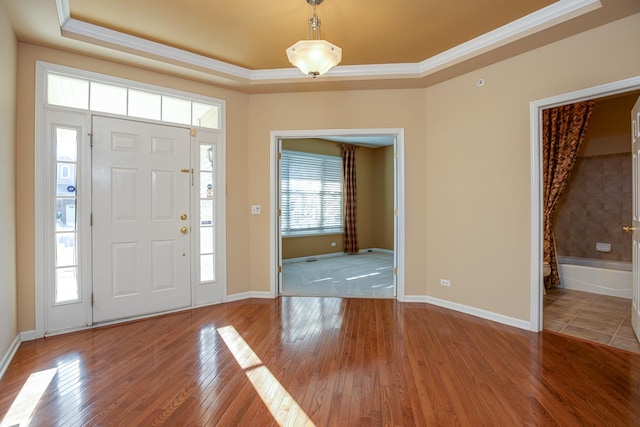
[251,205,261,215]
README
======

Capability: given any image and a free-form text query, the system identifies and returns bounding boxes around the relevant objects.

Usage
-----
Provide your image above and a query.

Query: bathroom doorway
[542,91,640,353]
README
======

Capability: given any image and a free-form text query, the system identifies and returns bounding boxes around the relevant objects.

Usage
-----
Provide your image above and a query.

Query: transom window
[280,151,343,236]
[47,73,220,129]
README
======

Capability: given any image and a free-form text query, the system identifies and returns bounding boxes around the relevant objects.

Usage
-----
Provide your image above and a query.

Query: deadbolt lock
[180,213,188,220]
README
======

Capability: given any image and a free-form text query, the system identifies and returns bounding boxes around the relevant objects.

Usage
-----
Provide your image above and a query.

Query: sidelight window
[54,127,80,304]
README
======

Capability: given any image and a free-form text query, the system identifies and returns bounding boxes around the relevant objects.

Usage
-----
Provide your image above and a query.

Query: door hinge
[191,128,196,137]
[90,213,93,226]
[278,209,282,217]
[88,133,93,147]
[394,150,398,158]
[394,267,398,275]
[278,152,282,160]
[278,265,282,273]
[91,293,94,306]
[394,209,398,217]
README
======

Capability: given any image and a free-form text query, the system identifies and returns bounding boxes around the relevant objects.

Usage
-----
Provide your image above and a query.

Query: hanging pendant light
[286,0,342,78]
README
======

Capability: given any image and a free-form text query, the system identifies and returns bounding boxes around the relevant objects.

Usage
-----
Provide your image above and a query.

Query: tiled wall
[554,153,632,262]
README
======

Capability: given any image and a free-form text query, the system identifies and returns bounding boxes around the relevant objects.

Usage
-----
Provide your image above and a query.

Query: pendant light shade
[286,40,342,77]
[286,0,341,77]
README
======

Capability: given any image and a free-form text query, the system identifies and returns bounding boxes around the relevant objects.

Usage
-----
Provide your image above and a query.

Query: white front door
[92,116,192,323]
[632,97,640,341]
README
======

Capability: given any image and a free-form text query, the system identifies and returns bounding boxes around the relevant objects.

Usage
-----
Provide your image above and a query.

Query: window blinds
[281,150,343,235]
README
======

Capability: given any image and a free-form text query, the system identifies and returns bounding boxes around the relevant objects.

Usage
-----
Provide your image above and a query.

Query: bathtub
[557,256,632,299]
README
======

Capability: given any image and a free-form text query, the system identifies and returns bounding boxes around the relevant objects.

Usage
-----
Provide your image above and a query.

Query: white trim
[35,61,228,337]
[54,0,600,83]
[61,18,252,81]
[529,76,640,332]
[395,132,406,302]
[282,248,393,264]
[283,252,345,264]
[270,129,406,301]
[226,292,274,303]
[406,296,531,331]
[361,248,394,254]
[35,63,46,339]
[20,331,37,341]
[0,335,21,380]
[416,0,601,76]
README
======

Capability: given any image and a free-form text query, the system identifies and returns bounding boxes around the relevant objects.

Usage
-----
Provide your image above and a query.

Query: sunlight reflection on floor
[217,326,315,427]
[1,368,58,427]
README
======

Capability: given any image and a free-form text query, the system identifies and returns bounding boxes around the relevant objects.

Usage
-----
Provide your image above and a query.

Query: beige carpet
[281,252,395,298]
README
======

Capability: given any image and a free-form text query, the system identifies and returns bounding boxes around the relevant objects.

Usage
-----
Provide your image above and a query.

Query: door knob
[622,226,636,232]
[180,226,188,235]
[180,213,187,220]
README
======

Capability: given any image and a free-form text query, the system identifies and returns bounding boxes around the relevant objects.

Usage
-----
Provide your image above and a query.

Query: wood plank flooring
[1,297,640,426]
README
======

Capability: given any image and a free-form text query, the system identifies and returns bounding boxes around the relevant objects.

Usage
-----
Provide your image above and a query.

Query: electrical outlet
[331,242,337,247]
[251,205,261,215]
[440,279,451,287]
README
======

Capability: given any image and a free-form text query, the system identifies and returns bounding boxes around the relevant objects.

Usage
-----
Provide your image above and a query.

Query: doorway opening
[542,92,640,353]
[35,62,227,338]
[270,129,406,301]
[530,76,640,347]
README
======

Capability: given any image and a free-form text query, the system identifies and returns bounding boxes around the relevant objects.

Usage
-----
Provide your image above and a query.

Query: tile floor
[544,287,640,354]
[281,252,395,298]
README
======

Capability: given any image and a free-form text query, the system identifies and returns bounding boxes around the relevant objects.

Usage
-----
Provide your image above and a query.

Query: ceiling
[3,0,640,93]
[68,0,559,70]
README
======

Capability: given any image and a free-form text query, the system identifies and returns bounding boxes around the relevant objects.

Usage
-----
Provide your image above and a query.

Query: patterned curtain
[342,145,359,254]
[543,100,595,287]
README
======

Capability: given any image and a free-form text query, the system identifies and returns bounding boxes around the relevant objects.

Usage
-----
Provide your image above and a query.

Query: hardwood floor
[1,297,640,426]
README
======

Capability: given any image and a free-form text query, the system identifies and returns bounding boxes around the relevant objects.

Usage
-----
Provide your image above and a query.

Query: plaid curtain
[543,100,595,287]
[342,145,359,254]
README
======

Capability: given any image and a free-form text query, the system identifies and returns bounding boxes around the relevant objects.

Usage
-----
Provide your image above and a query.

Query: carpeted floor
[281,251,395,298]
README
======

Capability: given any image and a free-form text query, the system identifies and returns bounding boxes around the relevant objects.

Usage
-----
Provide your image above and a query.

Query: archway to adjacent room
[270,129,406,301]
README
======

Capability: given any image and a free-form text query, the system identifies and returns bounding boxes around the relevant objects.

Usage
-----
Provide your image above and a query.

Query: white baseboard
[226,291,274,302]
[283,252,344,264]
[360,248,394,254]
[283,248,394,264]
[404,295,530,331]
[20,330,36,341]
[0,334,21,381]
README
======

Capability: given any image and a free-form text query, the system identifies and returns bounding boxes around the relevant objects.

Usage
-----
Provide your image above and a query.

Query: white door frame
[529,76,640,332]
[269,129,406,301]
[34,62,227,338]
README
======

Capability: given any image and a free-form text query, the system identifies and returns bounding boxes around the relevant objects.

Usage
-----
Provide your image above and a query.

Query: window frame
[280,150,344,237]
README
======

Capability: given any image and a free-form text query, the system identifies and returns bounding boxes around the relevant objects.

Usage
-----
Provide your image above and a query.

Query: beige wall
[580,93,640,157]
[11,12,640,333]
[372,145,395,250]
[0,3,18,361]
[15,43,252,331]
[424,13,640,320]
[248,89,428,295]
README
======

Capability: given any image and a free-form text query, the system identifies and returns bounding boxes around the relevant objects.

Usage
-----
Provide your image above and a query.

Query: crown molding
[417,0,601,74]
[56,0,601,84]
[60,18,253,81]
